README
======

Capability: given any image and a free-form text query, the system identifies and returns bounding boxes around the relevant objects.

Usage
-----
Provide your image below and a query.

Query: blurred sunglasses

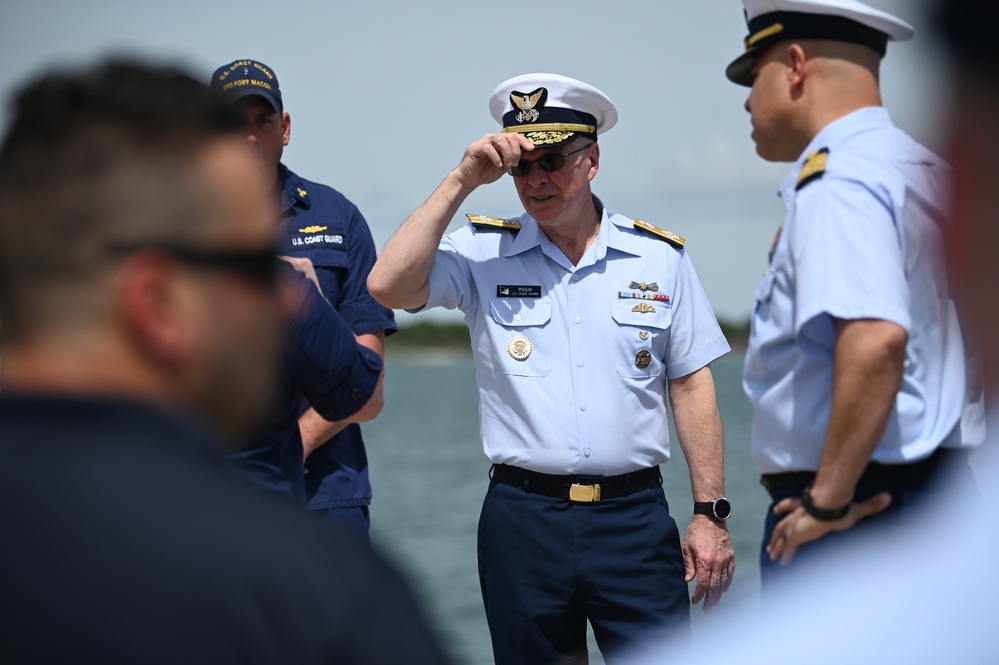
[508,144,592,177]
[108,242,281,285]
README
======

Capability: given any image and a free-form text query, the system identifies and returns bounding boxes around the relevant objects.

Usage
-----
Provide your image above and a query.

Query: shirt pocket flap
[610,300,672,330]
[489,299,552,328]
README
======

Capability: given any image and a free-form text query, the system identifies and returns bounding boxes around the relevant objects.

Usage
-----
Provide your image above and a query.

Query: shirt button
[571,274,580,281]
[351,388,363,400]
[575,316,582,324]
[580,403,587,411]
[584,448,592,458]
[514,313,522,321]
[577,360,584,367]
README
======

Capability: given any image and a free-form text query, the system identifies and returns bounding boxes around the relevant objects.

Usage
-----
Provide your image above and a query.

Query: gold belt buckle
[569,483,601,503]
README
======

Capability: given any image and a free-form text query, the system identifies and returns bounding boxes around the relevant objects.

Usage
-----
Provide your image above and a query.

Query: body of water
[366,354,769,665]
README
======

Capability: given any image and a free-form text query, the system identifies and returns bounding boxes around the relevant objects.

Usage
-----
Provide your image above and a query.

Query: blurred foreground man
[369,73,734,665]
[209,59,397,533]
[0,61,447,665]
[728,0,983,587]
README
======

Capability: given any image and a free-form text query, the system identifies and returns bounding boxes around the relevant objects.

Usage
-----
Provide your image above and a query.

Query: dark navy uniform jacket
[0,395,449,664]
[231,266,383,503]
[277,164,398,510]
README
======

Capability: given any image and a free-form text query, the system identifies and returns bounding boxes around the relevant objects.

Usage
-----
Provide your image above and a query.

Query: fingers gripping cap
[489,73,617,148]
[725,0,914,86]
[209,59,282,112]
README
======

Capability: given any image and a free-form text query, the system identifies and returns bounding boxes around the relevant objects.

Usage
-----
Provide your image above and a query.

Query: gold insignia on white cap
[489,73,618,147]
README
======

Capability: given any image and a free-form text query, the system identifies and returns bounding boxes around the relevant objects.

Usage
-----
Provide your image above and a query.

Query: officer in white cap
[368,73,735,664]
[728,0,984,593]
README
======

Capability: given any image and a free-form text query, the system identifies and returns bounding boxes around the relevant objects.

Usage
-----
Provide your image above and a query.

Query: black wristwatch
[693,497,732,522]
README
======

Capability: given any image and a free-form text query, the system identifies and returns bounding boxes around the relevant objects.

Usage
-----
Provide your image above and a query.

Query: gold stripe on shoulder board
[796,148,829,191]
[467,214,522,230]
[634,219,685,249]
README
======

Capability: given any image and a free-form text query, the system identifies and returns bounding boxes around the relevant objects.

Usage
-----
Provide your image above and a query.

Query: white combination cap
[488,73,618,147]
[726,0,915,86]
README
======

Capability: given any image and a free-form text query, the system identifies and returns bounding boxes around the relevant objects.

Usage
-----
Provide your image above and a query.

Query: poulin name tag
[497,285,542,298]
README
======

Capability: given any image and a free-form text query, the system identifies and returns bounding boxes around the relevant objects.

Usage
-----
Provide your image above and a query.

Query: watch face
[714,498,732,520]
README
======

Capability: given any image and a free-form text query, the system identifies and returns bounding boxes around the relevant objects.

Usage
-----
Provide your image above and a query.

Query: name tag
[497,285,542,298]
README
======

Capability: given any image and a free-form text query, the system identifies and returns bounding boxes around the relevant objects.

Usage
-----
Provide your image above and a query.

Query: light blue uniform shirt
[744,107,984,475]
[420,199,730,476]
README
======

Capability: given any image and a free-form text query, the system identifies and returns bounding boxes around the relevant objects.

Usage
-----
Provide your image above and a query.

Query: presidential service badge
[507,335,533,361]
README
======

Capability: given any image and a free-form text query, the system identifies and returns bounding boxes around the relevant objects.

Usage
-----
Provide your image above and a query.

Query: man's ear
[281,111,291,147]
[586,142,600,182]
[117,252,193,366]
[786,43,809,91]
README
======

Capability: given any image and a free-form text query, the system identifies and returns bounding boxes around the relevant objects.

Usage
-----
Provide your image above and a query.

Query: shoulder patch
[467,214,522,232]
[796,148,829,191]
[634,219,685,249]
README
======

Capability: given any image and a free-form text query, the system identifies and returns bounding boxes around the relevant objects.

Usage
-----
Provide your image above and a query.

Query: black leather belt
[490,464,662,503]
[761,447,966,495]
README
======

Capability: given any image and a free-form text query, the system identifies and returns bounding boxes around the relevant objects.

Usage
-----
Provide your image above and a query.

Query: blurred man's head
[209,59,290,186]
[937,2,999,390]
[0,61,284,436]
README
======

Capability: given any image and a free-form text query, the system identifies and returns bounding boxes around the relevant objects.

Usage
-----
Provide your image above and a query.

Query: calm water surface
[366,354,768,665]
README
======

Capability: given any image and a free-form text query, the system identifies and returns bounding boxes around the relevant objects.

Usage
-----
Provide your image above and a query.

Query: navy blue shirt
[231,268,383,503]
[277,164,398,510]
[0,394,449,664]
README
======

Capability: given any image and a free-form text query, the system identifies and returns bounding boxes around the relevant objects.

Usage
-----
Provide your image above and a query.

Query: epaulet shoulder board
[467,214,522,231]
[634,219,685,249]
[796,148,829,191]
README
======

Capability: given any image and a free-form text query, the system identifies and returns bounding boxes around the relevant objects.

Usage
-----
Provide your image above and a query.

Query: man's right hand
[452,132,535,190]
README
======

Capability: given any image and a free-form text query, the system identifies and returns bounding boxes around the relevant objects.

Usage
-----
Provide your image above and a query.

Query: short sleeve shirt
[743,107,983,474]
[277,165,398,508]
[420,199,730,476]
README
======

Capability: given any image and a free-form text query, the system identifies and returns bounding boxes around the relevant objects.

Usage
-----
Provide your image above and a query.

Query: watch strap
[801,483,850,521]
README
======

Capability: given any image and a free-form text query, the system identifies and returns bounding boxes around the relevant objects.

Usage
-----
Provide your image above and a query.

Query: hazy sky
[0,0,949,323]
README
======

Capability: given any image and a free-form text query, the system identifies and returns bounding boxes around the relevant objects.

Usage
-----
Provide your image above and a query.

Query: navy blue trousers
[478,480,690,665]
[759,450,973,602]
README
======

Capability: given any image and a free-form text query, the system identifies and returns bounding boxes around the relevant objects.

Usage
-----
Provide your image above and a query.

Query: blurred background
[0,1,951,663]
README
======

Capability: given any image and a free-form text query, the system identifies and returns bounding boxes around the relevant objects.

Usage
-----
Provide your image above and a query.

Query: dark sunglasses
[508,144,592,177]
[108,242,281,285]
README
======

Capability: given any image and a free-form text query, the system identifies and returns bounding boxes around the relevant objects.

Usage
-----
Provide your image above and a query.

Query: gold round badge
[639,330,650,341]
[507,335,533,361]
[635,349,652,369]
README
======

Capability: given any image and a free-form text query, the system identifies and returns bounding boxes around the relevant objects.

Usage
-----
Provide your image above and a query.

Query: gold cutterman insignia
[632,303,656,314]
[635,349,652,369]
[467,214,522,231]
[507,335,532,361]
[299,225,327,234]
[634,219,685,249]
[628,281,659,292]
[796,148,829,190]
[639,330,650,341]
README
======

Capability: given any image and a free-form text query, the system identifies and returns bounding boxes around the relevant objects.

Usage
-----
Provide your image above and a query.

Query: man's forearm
[367,172,475,310]
[810,318,907,507]
[668,366,726,500]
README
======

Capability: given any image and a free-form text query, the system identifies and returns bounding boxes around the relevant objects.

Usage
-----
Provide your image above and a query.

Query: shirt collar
[278,163,312,213]
[504,195,637,264]
[781,106,894,196]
